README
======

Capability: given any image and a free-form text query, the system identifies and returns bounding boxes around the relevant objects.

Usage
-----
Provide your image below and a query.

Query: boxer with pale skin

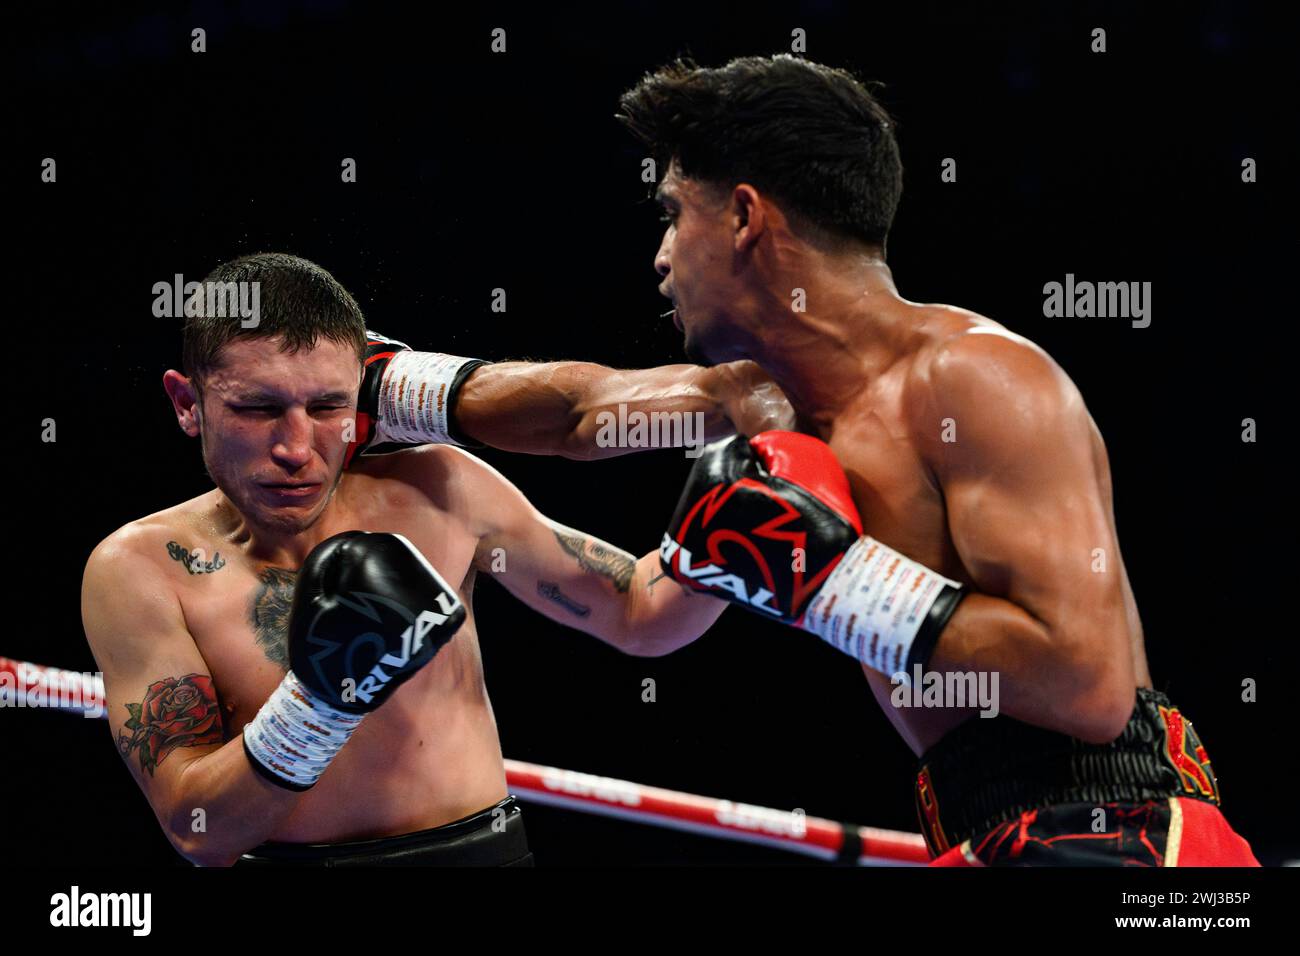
[623,54,1257,865]
[81,254,788,866]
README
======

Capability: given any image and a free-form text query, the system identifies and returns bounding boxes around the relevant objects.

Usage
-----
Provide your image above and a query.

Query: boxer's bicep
[81,535,224,831]
[931,342,1129,657]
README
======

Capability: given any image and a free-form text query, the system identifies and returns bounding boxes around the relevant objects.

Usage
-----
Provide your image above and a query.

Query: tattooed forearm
[553,529,636,593]
[250,567,297,667]
[166,541,226,574]
[117,674,222,777]
[538,581,591,618]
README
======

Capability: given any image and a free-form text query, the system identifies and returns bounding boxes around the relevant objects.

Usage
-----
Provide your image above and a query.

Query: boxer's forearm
[455,360,790,460]
[619,552,728,656]
[456,361,725,459]
[925,592,1133,743]
[165,736,304,866]
[513,547,723,656]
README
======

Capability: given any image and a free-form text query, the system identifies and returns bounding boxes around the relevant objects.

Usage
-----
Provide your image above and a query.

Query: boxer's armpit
[552,529,636,593]
[116,674,223,777]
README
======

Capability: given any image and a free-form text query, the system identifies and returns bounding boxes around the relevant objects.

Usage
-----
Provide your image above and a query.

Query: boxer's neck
[745,257,921,432]
[209,479,351,568]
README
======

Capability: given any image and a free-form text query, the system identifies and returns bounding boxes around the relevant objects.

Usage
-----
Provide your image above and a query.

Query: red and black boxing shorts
[915,688,1259,866]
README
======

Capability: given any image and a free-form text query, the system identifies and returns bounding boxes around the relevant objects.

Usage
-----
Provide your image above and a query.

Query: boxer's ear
[162,369,203,437]
[732,183,766,252]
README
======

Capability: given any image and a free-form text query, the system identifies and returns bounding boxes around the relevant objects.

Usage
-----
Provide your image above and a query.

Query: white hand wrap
[372,349,483,446]
[800,536,964,684]
[242,670,366,791]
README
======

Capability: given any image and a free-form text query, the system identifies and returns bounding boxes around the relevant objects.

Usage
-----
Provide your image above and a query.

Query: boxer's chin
[682,328,720,368]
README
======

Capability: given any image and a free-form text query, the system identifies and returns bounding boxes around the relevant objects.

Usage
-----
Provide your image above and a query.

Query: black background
[9,0,1294,866]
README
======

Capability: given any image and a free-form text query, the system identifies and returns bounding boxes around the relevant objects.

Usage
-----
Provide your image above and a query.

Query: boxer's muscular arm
[455,360,794,460]
[918,333,1135,743]
[453,453,726,654]
[82,530,302,866]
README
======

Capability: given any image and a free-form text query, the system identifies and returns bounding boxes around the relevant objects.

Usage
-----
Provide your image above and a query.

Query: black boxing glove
[242,531,466,790]
[344,329,488,467]
[660,432,965,681]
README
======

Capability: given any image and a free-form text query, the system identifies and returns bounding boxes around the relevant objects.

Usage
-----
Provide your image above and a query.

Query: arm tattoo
[645,569,693,598]
[166,540,226,574]
[250,567,297,668]
[538,581,591,618]
[553,529,635,593]
[117,674,222,777]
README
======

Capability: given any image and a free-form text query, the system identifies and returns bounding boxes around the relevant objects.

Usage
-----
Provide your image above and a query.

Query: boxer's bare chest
[823,370,963,585]
[158,482,481,737]
[819,367,980,755]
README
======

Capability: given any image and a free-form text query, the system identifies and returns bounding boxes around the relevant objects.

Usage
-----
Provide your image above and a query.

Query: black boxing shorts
[234,795,533,867]
[915,688,1259,866]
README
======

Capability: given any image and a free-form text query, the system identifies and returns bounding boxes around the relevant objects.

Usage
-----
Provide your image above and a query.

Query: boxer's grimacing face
[191,337,361,535]
[654,163,745,367]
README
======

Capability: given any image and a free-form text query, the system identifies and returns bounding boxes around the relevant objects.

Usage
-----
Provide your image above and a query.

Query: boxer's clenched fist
[659,431,863,622]
[708,361,797,437]
[288,531,466,712]
[344,330,487,466]
[243,531,466,790]
[660,432,965,679]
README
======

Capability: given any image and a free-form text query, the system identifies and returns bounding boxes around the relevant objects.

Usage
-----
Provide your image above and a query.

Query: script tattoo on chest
[250,567,297,668]
[166,540,226,574]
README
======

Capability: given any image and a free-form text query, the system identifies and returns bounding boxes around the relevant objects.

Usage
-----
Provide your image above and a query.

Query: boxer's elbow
[162,766,244,867]
[1061,645,1135,744]
[1069,696,1134,745]
[616,612,692,657]
[558,423,613,461]
[619,633,678,658]
[611,616,670,657]
[165,813,242,867]
[172,834,241,868]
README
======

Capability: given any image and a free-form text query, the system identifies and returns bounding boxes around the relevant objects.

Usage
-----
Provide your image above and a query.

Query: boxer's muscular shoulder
[354,443,521,539]
[86,495,214,582]
[905,312,1082,466]
[82,507,200,648]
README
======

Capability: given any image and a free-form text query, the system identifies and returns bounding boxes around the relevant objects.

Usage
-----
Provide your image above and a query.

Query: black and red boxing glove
[659,431,864,621]
[344,330,488,468]
[660,432,966,680]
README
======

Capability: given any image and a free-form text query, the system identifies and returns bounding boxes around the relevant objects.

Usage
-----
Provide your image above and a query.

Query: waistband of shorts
[235,795,530,866]
[914,688,1223,856]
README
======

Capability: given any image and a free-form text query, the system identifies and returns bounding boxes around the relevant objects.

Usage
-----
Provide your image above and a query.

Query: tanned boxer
[81,252,785,866]
[620,55,1258,865]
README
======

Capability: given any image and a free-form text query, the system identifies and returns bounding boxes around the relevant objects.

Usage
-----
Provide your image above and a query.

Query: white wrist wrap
[373,349,482,446]
[800,536,962,683]
[243,670,366,789]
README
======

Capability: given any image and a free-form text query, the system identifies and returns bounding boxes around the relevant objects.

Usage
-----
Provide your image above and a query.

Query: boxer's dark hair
[618,55,903,251]
[182,252,367,400]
